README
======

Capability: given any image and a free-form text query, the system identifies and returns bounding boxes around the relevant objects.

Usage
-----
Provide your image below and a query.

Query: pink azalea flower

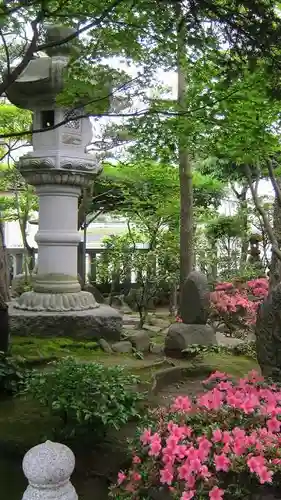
[256,466,273,484]
[267,417,281,433]
[181,491,196,500]
[200,465,211,479]
[212,428,223,442]
[132,472,141,482]
[209,486,224,500]
[171,395,192,412]
[214,454,231,472]
[247,455,265,473]
[117,471,126,485]
[160,466,174,485]
[140,428,151,445]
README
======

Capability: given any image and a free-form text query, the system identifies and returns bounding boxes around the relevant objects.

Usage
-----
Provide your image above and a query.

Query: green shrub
[231,341,257,360]
[0,352,25,396]
[24,358,144,439]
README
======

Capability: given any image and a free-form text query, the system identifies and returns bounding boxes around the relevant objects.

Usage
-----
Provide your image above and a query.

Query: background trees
[2,0,281,306]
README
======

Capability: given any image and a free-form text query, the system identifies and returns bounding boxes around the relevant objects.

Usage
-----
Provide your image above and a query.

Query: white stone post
[22,440,78,500]
[34,184,81,294]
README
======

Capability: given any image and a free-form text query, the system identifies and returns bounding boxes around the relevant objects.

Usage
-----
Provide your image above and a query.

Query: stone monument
[255,284,281,381]
[165,271,216,358]
[7,25,122,340]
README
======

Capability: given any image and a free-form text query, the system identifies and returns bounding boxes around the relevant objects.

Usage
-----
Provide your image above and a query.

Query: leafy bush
[0,352,25,396]
[24,358,144,438]
[181,343,257,361]
[231,341,257,360]
[210,278,268,336]
[111,370,281,500]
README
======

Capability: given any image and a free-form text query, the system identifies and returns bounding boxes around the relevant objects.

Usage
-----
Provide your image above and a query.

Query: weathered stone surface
[150,343,164,355]
[22,440,77,500]
[11,273,36,297]
[255,287,281,380]
[99,338,113,353]
[181,271,210,324]
[128,331,150,352]
[123,315,139,326]
[110,295,133,313]
[83,283,105,303]
[9,304,122,341]
[165,323,217,358]
[143,324,162,334]
[112,340,132,353]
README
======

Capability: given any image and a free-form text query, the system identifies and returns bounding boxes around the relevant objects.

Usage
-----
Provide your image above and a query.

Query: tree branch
[267,159,281,207]
[244,164,281,260]
[0,15,41,97]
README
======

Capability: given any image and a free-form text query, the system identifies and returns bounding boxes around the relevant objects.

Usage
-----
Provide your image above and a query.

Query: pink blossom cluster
[112,370,281,500]
[247,278,269,298]
[210,278,269,328]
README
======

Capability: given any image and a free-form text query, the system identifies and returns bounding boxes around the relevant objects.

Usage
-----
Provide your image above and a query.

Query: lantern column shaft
[34,185,81,294]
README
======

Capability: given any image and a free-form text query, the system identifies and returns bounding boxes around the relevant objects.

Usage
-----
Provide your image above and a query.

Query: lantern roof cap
[6,25,78,109]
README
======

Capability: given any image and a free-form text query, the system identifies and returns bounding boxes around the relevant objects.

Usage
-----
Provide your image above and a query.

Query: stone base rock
[112,341,132,353]
[128,331,150,352]
[165,323,217,358]
[9,303,122,341]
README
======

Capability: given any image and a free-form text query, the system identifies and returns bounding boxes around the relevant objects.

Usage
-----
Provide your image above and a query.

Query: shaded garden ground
[0,333,258,500]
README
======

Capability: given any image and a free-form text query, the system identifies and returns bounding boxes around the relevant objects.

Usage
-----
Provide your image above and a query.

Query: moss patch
[11,336,104,364]
[203,352,258,377]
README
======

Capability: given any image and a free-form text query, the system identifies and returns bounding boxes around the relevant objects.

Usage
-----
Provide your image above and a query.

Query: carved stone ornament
[14,290,100,312]
[17,154,102,186]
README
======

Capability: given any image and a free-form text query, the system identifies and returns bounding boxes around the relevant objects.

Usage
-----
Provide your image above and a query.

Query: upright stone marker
[7,25,122,340]
[22,441,78,500]
[165,270,216,358]
[180,270,210,324]
[255,285,281,380]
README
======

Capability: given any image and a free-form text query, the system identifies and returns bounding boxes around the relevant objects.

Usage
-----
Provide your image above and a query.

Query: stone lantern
[7,26,122,339]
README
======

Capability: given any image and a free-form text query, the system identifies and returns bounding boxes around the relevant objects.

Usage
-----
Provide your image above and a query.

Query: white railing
[21,441,78,500]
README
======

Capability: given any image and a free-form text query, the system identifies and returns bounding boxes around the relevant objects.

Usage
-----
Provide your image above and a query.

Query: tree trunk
[176,5,194,309]
[239,186,249,270]
[0,222,10,302]
[244,164,281,289]
[0,222,10,352]
[270,198,281,288]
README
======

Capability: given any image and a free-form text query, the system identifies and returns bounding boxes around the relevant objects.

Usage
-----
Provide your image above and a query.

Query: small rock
[150,343,164,355]
[83,284,104,303]
[99,338,113,353]
[143,324,162,334]
[112,341,132,353]
[165,323,217,358]
[150,318,169,328]
[215,324,226,333]
[128,331,150,352]
[123,315,139,325]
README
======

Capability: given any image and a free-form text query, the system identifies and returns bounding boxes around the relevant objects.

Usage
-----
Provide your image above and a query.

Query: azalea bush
[209,278,268,336]
[111,370,281,500]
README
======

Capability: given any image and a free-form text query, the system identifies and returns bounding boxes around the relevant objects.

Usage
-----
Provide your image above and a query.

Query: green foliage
[24,358,144,439]
[206,215,244,240]
[0,353,25,396]
[0,102,31,140]
[231,341,257,360]
[181,342,257,361]
[97,227,179,323]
